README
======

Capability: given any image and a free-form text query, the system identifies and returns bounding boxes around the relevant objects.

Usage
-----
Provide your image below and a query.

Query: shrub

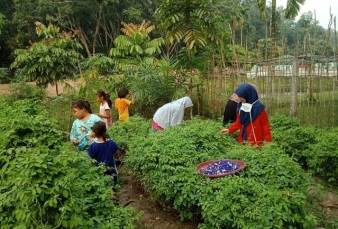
[303,128,338,183]
[117,116,317,228]
[0,98,140,228]
[8,81,46,101]
[270,115,317,166]
[108,115,152,153]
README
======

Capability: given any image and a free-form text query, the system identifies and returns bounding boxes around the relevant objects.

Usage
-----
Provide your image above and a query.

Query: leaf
[62,190,69,198]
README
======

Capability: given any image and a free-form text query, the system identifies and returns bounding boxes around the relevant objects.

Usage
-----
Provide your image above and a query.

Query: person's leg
[110,174,118,200]
[105,169,118,200]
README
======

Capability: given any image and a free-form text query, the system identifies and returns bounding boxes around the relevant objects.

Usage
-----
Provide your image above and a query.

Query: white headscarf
[153,96,193,129]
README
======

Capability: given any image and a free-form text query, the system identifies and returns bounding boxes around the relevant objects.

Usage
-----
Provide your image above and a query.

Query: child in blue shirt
[88,121,119,199]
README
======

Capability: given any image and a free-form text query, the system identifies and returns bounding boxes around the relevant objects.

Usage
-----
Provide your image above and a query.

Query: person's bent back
[152,96,193,131]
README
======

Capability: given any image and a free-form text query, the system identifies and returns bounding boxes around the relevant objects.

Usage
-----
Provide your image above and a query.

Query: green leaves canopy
[155,0,224,51]
[110,20,164,70]
[11,23,82,88]
[256,0,305,20]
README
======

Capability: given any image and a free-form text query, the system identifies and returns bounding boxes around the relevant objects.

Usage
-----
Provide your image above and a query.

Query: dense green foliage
[0,98,140,228]
[304,128,338,183]
[271,115,338,184]
[1,0,333,71]
[110,116,319,228]
[1,90,338,228]
[1,0,338,226]
[270,115,317,166]
[110,21,165,70]
[11,23,82,90]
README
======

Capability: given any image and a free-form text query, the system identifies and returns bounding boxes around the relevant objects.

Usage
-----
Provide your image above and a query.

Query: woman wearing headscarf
[222,84,259,126]
[152,96,193,131]
[220,83,272,147]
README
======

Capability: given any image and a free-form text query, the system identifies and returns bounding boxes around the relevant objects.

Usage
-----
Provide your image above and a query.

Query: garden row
[1,94,338,228]
[0,98,140,228]
[110,115,338,228]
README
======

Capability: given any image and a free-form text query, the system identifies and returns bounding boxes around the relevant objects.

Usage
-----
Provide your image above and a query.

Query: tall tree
[9,0,157,57]
[154,0,225,67]
[256,0,305,102]
[256,0,305,60]
[11,22,82,95]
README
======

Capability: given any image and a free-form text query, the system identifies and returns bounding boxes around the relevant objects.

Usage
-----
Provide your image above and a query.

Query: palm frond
[256,0,267,20]
[285,0,305,19]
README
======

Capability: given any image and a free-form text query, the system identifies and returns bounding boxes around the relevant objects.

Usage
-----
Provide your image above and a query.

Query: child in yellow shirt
[115,87,135,122]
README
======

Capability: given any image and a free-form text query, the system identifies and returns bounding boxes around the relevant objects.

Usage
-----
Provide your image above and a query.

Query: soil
[0,81,83,97]
[0,83,13,95]
[116,167,199,229]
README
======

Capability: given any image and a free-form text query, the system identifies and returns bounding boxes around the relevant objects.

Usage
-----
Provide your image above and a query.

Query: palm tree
[256,0,305,63]
[156,0,206,50]
[155,0,222,71]
[109,20,164,71]
[256,0,305,101]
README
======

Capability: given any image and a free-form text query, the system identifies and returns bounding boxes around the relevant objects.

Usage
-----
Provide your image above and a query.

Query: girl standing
[88,121,119,198]
[220,83,272,147]
[115,87,135,122]
[96,91,112,127]
[70,100,101,151]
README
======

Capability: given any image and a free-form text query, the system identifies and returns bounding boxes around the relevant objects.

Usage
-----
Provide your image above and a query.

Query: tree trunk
[304,29,314,103]
[65,17,92,57]
[240,27,243,47]
[290,57,299,117]
[269,0,276,98]
[231,17,239,70]
[92,3,103,55]
[77,28,92,57]
[55,82,59,96]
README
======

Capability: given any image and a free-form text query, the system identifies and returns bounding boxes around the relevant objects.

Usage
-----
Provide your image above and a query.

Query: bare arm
[96,109,111,119]
[129,91,135,105]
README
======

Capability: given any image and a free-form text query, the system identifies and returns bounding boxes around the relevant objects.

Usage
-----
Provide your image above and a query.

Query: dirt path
[0,81,83,97]
[0,83,14,95]
[117,167,199,229]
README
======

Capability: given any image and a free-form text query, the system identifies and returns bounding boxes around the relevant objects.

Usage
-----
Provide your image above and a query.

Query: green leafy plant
[111,116,317,228]
[104,58,191,118]
[7,73,46,101]
[0,67,10,83]
[303,128,338,183]
[110,20,164,71]
[80,53,115,78]
[270,115,317,166]
[11,22,82,95]
[0,98,140,228]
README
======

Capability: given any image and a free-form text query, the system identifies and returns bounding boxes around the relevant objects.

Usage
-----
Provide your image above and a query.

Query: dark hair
[91,121,109,142]
[118,87,129,99]
[97,90,112,108]
[71,100,92,113]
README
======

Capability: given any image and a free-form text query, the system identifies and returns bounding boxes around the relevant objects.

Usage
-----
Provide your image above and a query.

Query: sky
[277,0,338,28]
